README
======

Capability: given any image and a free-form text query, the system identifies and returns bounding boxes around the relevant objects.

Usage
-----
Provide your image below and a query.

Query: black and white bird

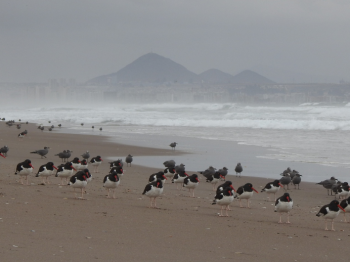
[81,151,90,161]
[340,197,350,223]
[148,171,167,184]
[333,182,350,200]
[71,157,82,170]
[103,171,120,199]
[216,181,235,195]
[164,167,176,180]
[125,154,133,167]
[0,145,9,157]
[317,177,338,195]
[69,169,89,199]
[77,159,88,170]
[142,179,163,208]
[316,200,345,231]
[109,165,124,177]
[235,163,243,177]
[171,171,189,190]
[204,171,224,191]
[55,162,77,185]
[218,167,228,180]
[18,131,26,138]
[169,142,177,150]
[15,159,34,185]
[35,162,58,184]
[275,193,293,223]
[212,187,234,217]
[183,174,200,198]
[90,155,103,173]
[261,180,283,201]
[109,159,123,169]
[30,147,50,158]
[234,183,258,208]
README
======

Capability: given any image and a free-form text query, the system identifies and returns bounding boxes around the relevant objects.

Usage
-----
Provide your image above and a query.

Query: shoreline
[0,121,349,262]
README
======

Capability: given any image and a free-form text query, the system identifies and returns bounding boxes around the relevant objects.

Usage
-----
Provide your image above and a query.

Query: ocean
[2,103,350,182]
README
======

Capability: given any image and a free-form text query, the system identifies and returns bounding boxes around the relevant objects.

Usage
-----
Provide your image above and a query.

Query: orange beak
[338,204,346,212]
[53,165,58,170]
[278,183,283,188]
[0,153,5,158]
[252,187,258,193]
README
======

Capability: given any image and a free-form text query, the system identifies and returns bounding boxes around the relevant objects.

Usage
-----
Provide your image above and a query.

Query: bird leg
[106,188,110,198]
[225,205,229,217]
[239,199,243,208]
[26,176,29,185]
[286,212,291,224]
[153,198,159,209]
[73,188,77,199]
[331,220,335,231]
[112,189,116,199]
[80,188,85,200]
[343,212,347,223]
[247,199,250,208]
[278,214,282,224]
[219,206,224,217]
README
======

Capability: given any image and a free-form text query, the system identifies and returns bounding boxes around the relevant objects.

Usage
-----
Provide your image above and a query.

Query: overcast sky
[1,0,350,83]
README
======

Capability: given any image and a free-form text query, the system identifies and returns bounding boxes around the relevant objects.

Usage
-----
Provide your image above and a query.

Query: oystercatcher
[109,166,124,177]
[275,193,293,223]
[142,179,163,208]
[235,163,243,177]
[171,171,189,190]
[35,162,58,184]
[316,200,345,231]
[15,159,34,185]
[234,183,258,208]
[55,162,77,185]
[212,187,234,217]
[18,131,26,138]
[340,197,350,222]
[148,171,167,184]
[71,157,81,170]
[334,182,350,200]
[261,180,283,201]
[125,154,133,167]
[69,169,89,199]
[216,181,235,194]
[90,155,102,173]
[109,159,123,169]
[77,159,88,170]
[183,174,199,198]
[164,167,176,181]
[103,171,120,198]
[204,171,224,191]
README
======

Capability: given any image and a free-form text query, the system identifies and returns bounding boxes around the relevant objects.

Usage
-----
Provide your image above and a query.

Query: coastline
[0,121,349,262]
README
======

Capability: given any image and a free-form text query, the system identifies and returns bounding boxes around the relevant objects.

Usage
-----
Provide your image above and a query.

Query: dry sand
[0,121,349,262]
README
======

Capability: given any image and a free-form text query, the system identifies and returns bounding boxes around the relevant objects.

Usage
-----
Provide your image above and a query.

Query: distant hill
[88,53,198,84]
[231,70,276,84]
[199,69,234,84]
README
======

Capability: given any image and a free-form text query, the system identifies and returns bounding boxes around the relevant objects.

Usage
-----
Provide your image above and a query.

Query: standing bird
[175,163,186,174]
[81,151,90,161]
[333,182,350,200]
[99,127,102,131]
[90,155,103,173]
[15,159,34,185]
[169,142,177,150]
[0,145,9,157]
[235,163,243,177]
[216,181,235,195]
[212,187,234,217]
[204,172,225,191]
[183,174,200,198]
[103,171,120,199]
[55,150,67,162]
[235,183,258,208]
[316,200,345,231]
[18,131,26,138]
[142,179,163,208]
[280,167,292,176]
[292,173,302,189]
[199,166,216,179]
[317,177,338,195]
[275,193,293,223]
[109,165,124,177]
[218,167,228,180]
[55,162,77,185]
[77,159,88,170]
[69,170,89,199]
[35,162,58,184]
[125,154,133,167]
[171,171,189,190]
[164,167,176,180]
[148,171,167,184]
[261,180,283,201]
[71,157,82,170]
[30,147,50,159]
[339,197,350,222]
[280,173,292,190]
[58,124,62,128]
[109,159,123,169]
[81,123,84,126]
[163,160,175,169]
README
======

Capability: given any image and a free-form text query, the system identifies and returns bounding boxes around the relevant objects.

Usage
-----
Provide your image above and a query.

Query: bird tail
[212,199,216,205]
[261,189,265,193]
[30,151,37,154]
[316,213,321,217]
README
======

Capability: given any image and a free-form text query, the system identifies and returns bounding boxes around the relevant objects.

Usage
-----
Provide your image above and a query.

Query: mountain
[88,53,198,84]
[231,70,275,84]
[198,69,234,84]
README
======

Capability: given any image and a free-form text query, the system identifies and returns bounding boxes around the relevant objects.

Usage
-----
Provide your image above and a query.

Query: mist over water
[2,103,350,171]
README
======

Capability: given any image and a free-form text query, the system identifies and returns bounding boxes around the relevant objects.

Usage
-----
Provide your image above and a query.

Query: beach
[0,121,349,262]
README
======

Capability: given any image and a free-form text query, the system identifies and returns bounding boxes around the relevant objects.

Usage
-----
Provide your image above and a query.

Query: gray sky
[1,0,350,83]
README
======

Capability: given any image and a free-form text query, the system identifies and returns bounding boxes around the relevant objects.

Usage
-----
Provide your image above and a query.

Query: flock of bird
[1,118,350,231]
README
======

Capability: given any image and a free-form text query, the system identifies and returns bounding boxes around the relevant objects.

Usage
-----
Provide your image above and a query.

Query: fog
[1,0,350,83]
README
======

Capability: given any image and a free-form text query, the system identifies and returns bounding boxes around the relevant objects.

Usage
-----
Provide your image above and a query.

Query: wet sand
[0,121,349,262]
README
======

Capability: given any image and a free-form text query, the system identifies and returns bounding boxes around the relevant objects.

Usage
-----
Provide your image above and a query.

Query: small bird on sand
[171,171,189,190]
[15,159,34,185]
[30,147,50,159]
[235,163,243,177]
[0,145,9,156]
[125,154,133,167]
[275,193,293,223]
[55,162,77,185]
[69,169,89,199]
[218,167,228,180]
[280,173,292,190]
[205,172,225,191]
[35,162,58,184]
[163,160,175,169]
[234,183,258,208]
[90,155,102,173]
[148,171,167,184]
[212,187,234,217]
[316,200,345,231]
[292,173,302,189]
[164,167,176,180]
[183,174,200,198]
[340,197,350,222]
[142,179,163,208]
[71,157,81,170]
[103,171,120,199]
[261,180,283,201]
[169,142,177,150]
[81,151,90,161]
[317,177,338,195]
